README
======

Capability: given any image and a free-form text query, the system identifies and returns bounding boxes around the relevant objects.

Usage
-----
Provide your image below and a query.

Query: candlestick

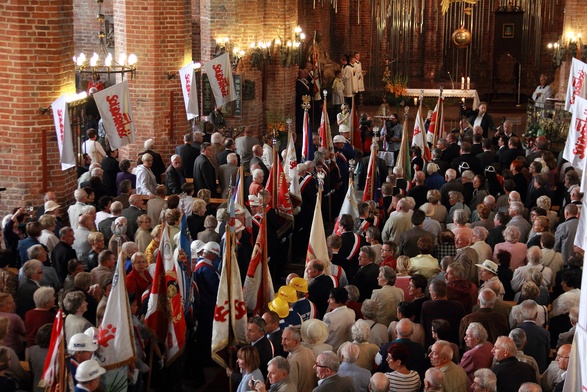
[466,77,470,90]
[461,77,465,90]
[414,97,418,106]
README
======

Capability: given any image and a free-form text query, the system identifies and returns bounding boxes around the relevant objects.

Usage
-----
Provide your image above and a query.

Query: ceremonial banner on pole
[40,310,64,392]
[565,58,587,112]
[52,95,76,171]
[242,218,274,315]
[412,102,432,163]
[332,179,359,235]
[211,203,247,368]
[319,95,333,153]
[562,325,587,392]
[306,192,331,276]
[302,108,314,162]
[203,53,236,106]
[351,95,362,150]
[97,250,135,369]
[284,131,302,203]
[145,225,186,365]
[179,62,200,120]
[426,94,445,148]
[94,81,136,149]
[177,213,193,314]
[563,96,587,173]
[265,159,293,218]
[395,111,412,182]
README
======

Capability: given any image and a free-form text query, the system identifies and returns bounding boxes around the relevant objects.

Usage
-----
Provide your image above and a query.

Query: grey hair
[339,342,360,363]
[345,285,360,302]
[317,351,340,372]
[252,168,264,180]
[27,244,46,260]
[360,246,375,261]
[448,190,464,203]
[351,319,371,343]
[473,368,497,392]
[284,325,301,342]
[23,259,43,279]
[472,226,488,241]
[434,339,453,360]
[520,299,538,320]
[424,368,444,391]
[63,291,86,314]
[508,328,527,349]
[267,356,290,373]
[33,287,55,308]
[466,322,488,343]
[503,225,521,242]
[360,299,378,320]
[379,266,396,285]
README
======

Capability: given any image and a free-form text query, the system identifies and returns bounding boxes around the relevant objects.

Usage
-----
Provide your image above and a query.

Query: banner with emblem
[563,95,587,172]
[51,95,76,171]
[243,218,274,315]
[284,131,302,203]
[565,58,587,112]
[412,102,431,163]
[203,53,236,107]
[97,249,135,369]
[211,202,247,368]
[179,62,200,120]
[333,180,359,235]
[93,80,135,149]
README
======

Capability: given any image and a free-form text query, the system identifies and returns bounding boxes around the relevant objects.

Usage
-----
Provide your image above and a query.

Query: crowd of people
[0,96,582,392]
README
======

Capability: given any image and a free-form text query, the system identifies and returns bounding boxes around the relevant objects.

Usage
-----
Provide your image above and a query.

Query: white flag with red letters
[179,62,200,120]
[563,95,587,173]
[94,80,136,149]
[51,95,76,171]
[565,58,587,112]
[204,53,236,106]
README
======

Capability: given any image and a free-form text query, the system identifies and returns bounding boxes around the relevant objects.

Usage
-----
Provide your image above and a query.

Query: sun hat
[475,259,498,275]
[301,319,329,345]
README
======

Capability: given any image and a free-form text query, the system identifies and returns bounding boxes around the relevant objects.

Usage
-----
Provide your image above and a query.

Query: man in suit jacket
[164,154,185,195]
[98,201,123,245]
[351,246,380,301]
[476,139,496,171]
[518,300,551,373]
[397,210,435,258]
[193,142,219,197]
[313,351,355,392]
[235,127,259,173]
[463,102,495,138]
[421,279,466,348]
[217,137,241,167]
[121,195,144,241]
[554,204,579,262]
[307,259,335,319]
[138,139,166,183]
[218,153,239,199]
[175,133,199,179]
[451,141,482,174]
[263,310,284,358]
[250,144,269,185]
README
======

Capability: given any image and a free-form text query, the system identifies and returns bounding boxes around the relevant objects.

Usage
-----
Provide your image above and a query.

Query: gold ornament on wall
[441,0,477,15]
[451,26,472,48]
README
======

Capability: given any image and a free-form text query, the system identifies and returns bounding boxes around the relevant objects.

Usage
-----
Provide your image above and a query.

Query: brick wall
[556,0,584,96]
[0,0,78,214]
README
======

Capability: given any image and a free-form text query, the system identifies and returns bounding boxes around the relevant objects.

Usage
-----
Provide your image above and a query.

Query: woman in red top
[24,287,56,347]
[87,72,104,92]
[125,252,152,307]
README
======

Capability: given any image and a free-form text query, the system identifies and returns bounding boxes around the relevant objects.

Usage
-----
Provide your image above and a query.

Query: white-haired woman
[63,291,91,345]
[249,169,264,198]
[471,226,492,262]
[493,226,527,271]
[360,300,389,347]
[459,322,493,388]
[337,319,379,371]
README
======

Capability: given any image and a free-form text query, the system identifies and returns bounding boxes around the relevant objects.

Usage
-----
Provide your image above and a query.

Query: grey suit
[122,205,144,241]
[217,163,238,198]
[554,217,579,262]
[312,374,355,392]
[235,135,259,172]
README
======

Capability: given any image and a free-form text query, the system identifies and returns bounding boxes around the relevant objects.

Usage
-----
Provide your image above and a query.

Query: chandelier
[72,0,137,79]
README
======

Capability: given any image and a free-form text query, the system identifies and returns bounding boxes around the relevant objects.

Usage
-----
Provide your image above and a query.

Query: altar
[405,88,481,110]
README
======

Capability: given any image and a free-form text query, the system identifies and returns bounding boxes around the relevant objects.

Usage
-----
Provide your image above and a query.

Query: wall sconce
[232,47,246,69]
[215,37,231,55]
[249,41,272,70]
[548,31,586,67]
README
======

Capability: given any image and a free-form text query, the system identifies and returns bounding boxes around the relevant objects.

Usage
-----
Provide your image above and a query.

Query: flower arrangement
[266,115,292,147]
[525,102,571,145]
[382,61,409,109]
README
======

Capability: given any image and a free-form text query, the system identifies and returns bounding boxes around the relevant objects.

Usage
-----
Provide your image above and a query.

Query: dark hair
[330,287,349,304]
[411,210,426,226]
[397,301,414,319]
[562,269,582,288]
[166,195,180,209]
[340,214,354,231]
[417,236,434,254]
[540,232,555,248]
[409,274,428,292]
[387,342,410,363]
[0,250,13,268]
[119,159,131,172]
[496,250,511,269]
[67,259,83,273]
[431,319,453,340]
[97,196,113,211]
[36,323,54,348]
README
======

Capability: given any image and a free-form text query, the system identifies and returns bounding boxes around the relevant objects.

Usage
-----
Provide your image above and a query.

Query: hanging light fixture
[72,0,137,79]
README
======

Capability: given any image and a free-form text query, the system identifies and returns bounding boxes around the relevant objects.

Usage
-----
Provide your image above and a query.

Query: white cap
[191,240,206,257]
[248,195,262,207]
[234,204,246,215]
[76,359,106,382]
[203,241,220,256]
[333,135,347,143]
[68,333,98,352]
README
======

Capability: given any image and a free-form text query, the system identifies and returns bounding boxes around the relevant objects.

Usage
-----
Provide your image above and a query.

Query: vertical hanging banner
[565,58,587,113]
[179,62,200,120]
[94,80,136,149]
[562,95,587,174]
[51,95,76,171]
[203,52,236,107]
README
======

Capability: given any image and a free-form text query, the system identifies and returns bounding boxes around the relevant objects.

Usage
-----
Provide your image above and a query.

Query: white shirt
[532,84,554,107]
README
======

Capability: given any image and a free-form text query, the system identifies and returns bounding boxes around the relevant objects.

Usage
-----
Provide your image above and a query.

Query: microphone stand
[508,53,522,107]
[447,71,455,90]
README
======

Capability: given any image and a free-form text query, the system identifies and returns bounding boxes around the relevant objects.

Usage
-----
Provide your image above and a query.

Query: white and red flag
[242,218,274,315]
[204,52,236,106]
[211,203,247,367]
[265,158,293,218]
[40,310,65,392]
[412,102,431,162]
[332,180,359,235]
[302,107,314,162]
[565,58,587,113]
[284,131,302,204]
[51,95,76,171]
[426,94,445,147]
[145,224,187,365]
[97,249,135,369]
[318,96,333,154]
[563,95,587,174]
[94,80,136,149]
[179,62,200,120]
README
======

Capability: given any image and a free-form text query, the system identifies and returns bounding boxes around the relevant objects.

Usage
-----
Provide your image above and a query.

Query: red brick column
[0,0,77,212]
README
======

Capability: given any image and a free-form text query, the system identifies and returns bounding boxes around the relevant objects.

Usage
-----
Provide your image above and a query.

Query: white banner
[284,131,301,202]
[563,96,587,172]
[51,95,76,171]
[573,198,587,252]
[203,53,236,107]
[565,58,587,112]
[179,62,200,120]
[97,250,135,369]
[562,325,587,392]
[94,81,136,149]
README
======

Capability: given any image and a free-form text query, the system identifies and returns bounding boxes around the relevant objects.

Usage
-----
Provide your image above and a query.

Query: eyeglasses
[314,363,329,368]
[556,354,569,359]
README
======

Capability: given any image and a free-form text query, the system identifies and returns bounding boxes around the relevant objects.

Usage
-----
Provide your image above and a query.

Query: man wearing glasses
[313,351,354,391]
[552,344,572,392]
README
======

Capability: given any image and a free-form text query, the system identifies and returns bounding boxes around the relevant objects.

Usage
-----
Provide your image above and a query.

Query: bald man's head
[369,372,390,392]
